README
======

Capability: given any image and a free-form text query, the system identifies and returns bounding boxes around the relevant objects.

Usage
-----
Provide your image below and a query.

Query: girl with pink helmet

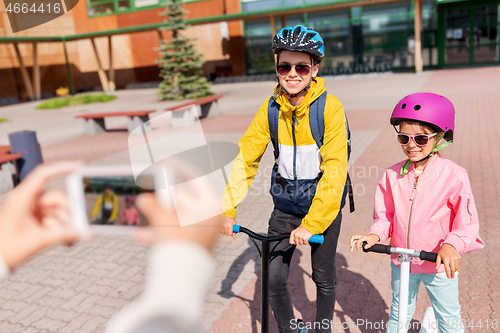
[350,93,484,333]
[121,196,140,226]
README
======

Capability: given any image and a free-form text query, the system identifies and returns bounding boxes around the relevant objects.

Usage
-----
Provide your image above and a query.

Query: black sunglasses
[276,64,311,76]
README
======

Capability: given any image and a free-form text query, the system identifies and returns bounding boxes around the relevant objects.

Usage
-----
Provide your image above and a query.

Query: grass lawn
[37,94,117,109]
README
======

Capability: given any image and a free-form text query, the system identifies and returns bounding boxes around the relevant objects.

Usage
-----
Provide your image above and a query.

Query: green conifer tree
[156,0,214,100]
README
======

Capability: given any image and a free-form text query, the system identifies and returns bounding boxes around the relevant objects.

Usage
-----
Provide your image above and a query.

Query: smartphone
[66,165,172,236]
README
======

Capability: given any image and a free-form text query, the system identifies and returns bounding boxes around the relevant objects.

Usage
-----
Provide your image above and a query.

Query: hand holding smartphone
[66,165,171,236]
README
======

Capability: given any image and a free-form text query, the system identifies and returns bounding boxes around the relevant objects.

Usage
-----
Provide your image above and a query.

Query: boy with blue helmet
[272,25,325,99]
[222,25,350,333]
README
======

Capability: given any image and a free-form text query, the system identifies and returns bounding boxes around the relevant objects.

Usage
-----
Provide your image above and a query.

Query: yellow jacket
[92,192,118,221]
[222,77,348,235]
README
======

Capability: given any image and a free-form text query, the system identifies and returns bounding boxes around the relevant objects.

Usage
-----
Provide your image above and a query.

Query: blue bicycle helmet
[272,25,325,63]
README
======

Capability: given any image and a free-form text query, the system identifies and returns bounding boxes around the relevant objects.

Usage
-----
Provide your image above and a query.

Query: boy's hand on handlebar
[290,226,312,246]
[349,234,380,252]
[436,243,461,279]
[220,217,236,236]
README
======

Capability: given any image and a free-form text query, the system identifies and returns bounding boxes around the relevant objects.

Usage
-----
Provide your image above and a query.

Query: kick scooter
[362,242,439,333]
[232,224,324,333]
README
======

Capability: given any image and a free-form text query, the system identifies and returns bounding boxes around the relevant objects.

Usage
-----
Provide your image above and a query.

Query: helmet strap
[287,77,312,98]
[399,132,450,176]
[274,74,312,100]
[275,56,314,100]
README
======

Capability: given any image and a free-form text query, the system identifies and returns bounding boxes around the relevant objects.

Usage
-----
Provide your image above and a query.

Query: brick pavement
[0,69,498,332]
[0,234,147,333]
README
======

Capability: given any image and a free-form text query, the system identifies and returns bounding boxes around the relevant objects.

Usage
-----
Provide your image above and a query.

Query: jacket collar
[273,77,327,117]
[407,153,444,176]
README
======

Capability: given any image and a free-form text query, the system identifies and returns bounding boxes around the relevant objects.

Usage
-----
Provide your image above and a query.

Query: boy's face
[276,50,319,96]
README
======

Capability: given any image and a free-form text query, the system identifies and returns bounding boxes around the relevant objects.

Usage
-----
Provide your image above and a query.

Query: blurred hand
[290,226,312,246]
[349,234,380,252]
[135,193,221,252]
[436,243,461,279]
[220,216,236,236]
[0,162,82,270]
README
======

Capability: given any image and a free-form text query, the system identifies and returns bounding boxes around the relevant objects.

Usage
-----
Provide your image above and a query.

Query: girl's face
[276,50,319,97]
[399,121,440,163]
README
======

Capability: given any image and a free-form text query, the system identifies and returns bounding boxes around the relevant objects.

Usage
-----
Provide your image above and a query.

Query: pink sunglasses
[396,132,438,147]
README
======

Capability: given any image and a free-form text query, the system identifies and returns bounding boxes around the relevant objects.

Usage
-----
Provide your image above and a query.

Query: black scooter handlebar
[362,242,438,263]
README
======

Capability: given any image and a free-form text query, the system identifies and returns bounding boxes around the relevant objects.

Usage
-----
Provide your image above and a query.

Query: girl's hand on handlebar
[349,234,380,252]
[290,226,312,246]
[436,243,461,279]
[220,217,236,236]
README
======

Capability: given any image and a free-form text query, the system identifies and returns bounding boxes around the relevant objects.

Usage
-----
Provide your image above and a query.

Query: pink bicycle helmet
[390,92,455,141]
[125,196,135,203]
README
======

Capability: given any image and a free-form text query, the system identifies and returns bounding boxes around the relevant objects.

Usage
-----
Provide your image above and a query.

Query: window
[87,0,204,17]
[241,0,364,13]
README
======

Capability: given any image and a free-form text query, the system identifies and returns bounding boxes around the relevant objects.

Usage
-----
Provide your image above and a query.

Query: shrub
[36,94,117,109]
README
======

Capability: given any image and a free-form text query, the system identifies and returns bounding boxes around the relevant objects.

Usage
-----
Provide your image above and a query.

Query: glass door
[441,2,500,66]
[444,8,471,65]
[473,4,499,64]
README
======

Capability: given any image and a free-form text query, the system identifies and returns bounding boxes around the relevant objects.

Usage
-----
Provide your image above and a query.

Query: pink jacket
[368,154,484,273]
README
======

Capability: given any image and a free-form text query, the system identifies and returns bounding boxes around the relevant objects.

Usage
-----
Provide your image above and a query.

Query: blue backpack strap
[310,91,355,213]
[344,113,355,213]
[309,91,327,149]
[268,97,280,160]
[345,115,352,160]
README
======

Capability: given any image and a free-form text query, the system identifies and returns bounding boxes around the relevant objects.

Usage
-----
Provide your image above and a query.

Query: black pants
[267,207,342,333]
[99,208,113,225]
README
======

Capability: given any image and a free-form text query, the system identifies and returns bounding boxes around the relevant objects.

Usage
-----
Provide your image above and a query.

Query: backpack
[268,91,355,213]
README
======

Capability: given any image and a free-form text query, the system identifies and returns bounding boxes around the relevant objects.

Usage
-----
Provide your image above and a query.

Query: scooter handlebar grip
[233,224,241,233]
[309,235,324,244]
[419,250,438,263]
[362,242,392,254]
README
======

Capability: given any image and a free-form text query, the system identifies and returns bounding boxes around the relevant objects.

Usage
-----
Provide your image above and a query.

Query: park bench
[164,94,222,127]
[0,145,11,155]
[0,153,22,169]
[75,110,155,135]
[0,145,22,169]
[0,146,20,192]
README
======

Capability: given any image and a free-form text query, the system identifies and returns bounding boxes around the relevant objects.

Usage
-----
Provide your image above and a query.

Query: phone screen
[83,175,154,226]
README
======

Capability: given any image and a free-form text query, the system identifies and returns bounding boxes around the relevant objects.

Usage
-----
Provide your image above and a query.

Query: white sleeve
[0,255,10,279]
[105,241,216,333]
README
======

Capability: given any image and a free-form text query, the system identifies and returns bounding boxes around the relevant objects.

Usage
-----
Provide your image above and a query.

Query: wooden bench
[75,110,155,135]
[0,146,22,170]
[0,145,11,155]
[0,145,21,167]
[164,94,222,127]
[0,150,20,192]
[0,153,22,168]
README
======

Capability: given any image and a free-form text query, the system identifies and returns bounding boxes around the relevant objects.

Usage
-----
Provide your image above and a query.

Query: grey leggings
[267,207,342,333]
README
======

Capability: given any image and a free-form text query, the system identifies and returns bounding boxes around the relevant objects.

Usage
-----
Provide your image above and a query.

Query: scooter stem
[398,255,411,333]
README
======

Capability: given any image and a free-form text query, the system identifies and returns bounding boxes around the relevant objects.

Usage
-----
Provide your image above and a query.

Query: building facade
[242,0,500,74]
[0,0,499,102]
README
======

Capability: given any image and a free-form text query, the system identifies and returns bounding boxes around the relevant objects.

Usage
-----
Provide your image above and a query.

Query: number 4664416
[6,3,62,14]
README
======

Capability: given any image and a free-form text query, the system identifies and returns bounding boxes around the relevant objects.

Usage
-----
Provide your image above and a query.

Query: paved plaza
[0,67,498,332]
